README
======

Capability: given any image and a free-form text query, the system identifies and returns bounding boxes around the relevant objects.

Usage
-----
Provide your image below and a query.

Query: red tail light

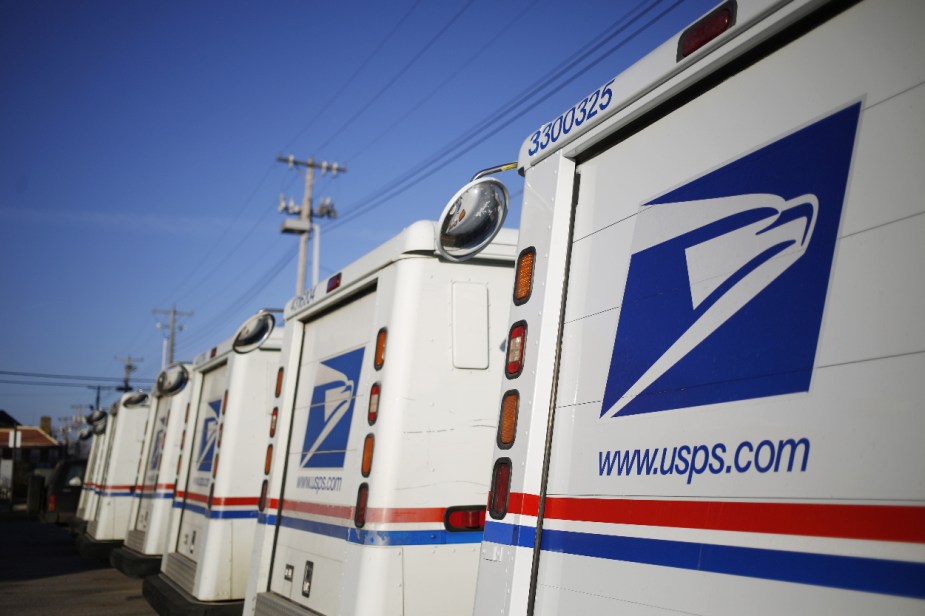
[368,383,381,425]
[445,506,486,531]
[488,459,512,519]
[326,273,342,293]
[505,322,527,378]
[259,479,268,512]
[354,483,369,528]
[269,407,279,437]
[48,495,57,512]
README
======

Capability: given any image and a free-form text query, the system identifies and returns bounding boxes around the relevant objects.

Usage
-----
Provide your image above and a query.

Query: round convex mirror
[79,428,93,441]
[156,363,189,397]
[123,391,150,408]
[92,416,108,435]
[233,310,277,354]
[86,409,106,427]
[436,177,509,262]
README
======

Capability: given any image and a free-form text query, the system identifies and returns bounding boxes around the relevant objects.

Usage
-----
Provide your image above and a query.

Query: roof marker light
[677,0,736,61]
[513,247,536,305]
[326,273,342,293]
[505,322,527,378]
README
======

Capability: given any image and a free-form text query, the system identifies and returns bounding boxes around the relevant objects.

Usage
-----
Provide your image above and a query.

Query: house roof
[0,426,59,447]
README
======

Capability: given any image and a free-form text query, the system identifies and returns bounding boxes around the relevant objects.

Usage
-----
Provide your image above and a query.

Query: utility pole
[114,354,143,392]
[153,305,193,367]
[277,154,345,295]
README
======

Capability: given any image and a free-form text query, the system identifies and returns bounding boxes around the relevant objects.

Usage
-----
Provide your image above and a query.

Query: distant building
[0,412,66,502]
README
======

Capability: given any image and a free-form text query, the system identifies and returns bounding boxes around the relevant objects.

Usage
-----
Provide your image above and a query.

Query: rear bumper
[68,516,88,537]
[75,532,122,561]
[110,545,162,578]
[143,573,244,616]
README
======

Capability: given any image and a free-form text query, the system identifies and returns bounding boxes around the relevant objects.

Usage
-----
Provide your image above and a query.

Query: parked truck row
[69,1,924,614]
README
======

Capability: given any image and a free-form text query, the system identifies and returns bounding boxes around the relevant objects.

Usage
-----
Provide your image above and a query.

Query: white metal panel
[452,282,489,369]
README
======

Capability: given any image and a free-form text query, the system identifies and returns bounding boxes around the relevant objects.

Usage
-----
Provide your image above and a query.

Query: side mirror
[233,310,278,354]
[68,476,83,487]
[156,363,190,396]
[436,176,510,262]
[123,391,150,408]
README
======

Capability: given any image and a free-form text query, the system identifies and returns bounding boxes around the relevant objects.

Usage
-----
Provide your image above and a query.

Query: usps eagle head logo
[196,400,221,472]
[301,347,365,468]
[601,103,860,419]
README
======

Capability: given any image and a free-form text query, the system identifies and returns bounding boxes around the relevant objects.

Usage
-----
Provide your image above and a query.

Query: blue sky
[0,0,716,428]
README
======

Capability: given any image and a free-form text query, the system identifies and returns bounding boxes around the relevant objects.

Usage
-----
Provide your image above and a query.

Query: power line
[314,0,475,152]
[0,370,154,383]
[0,379,143,389]
[327,0,677,232]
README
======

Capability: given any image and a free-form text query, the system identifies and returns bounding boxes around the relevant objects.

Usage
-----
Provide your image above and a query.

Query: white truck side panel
[483,1,925,614]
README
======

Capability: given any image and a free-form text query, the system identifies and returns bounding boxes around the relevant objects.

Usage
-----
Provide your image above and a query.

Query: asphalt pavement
[0,509,155,615]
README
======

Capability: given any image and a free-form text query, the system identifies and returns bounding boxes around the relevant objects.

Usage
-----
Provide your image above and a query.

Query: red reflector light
[212,453,220,478]
[361,434,374,477]
[270,407,278,437]
[368,383,381,425]
[505,322,527,378]
[48,495,56,512]
[354,483,369,528]
[498,390,519,449]
[210,347,217,358]
[217,424,223,447]
[445,506,486,532]
[326,273,342,293]
[221,390,228,415]
[513,247,536,305]
[264,444,273,475]
[488,458,512,519]
[259,479,268,512]
[678,0,736,60]
[374,328,387,370]
[275,368,284,398]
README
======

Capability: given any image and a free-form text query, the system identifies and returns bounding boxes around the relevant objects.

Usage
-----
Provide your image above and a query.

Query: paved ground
[0,509,155,615]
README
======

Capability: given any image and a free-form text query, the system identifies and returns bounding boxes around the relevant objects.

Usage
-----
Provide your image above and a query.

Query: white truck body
[116,364,196,571]
[246,220,516,616]
[148,323,283,607]
[85,393,149,542]
[467,0,925,614]
[75,419,107,524]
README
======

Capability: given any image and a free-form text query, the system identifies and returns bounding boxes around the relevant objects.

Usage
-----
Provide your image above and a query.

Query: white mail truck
[144,311,283,616]
[244,220,516,616]
[75,390,150,560]
[111,362,196,577]
[71,407,109,536]
[434,0,925,614]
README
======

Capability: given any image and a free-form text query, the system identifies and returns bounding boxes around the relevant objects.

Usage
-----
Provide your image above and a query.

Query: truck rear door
[532,2,925,613]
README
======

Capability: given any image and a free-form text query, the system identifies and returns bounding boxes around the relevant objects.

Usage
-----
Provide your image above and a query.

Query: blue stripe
[98,491,134,497]
[175,502,258,519]
[278,516,482,546]
[258,513,278,526]
[485,525,925,600]
[140,492,173,500]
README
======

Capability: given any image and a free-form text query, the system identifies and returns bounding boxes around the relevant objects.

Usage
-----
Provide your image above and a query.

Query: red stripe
[185,491,208,503]
[267,498,280,509]
[212,496,259,507]
[99,484,135,491]
[280,499,446,524]
[541,497,925,544]
[507,492,540,517]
